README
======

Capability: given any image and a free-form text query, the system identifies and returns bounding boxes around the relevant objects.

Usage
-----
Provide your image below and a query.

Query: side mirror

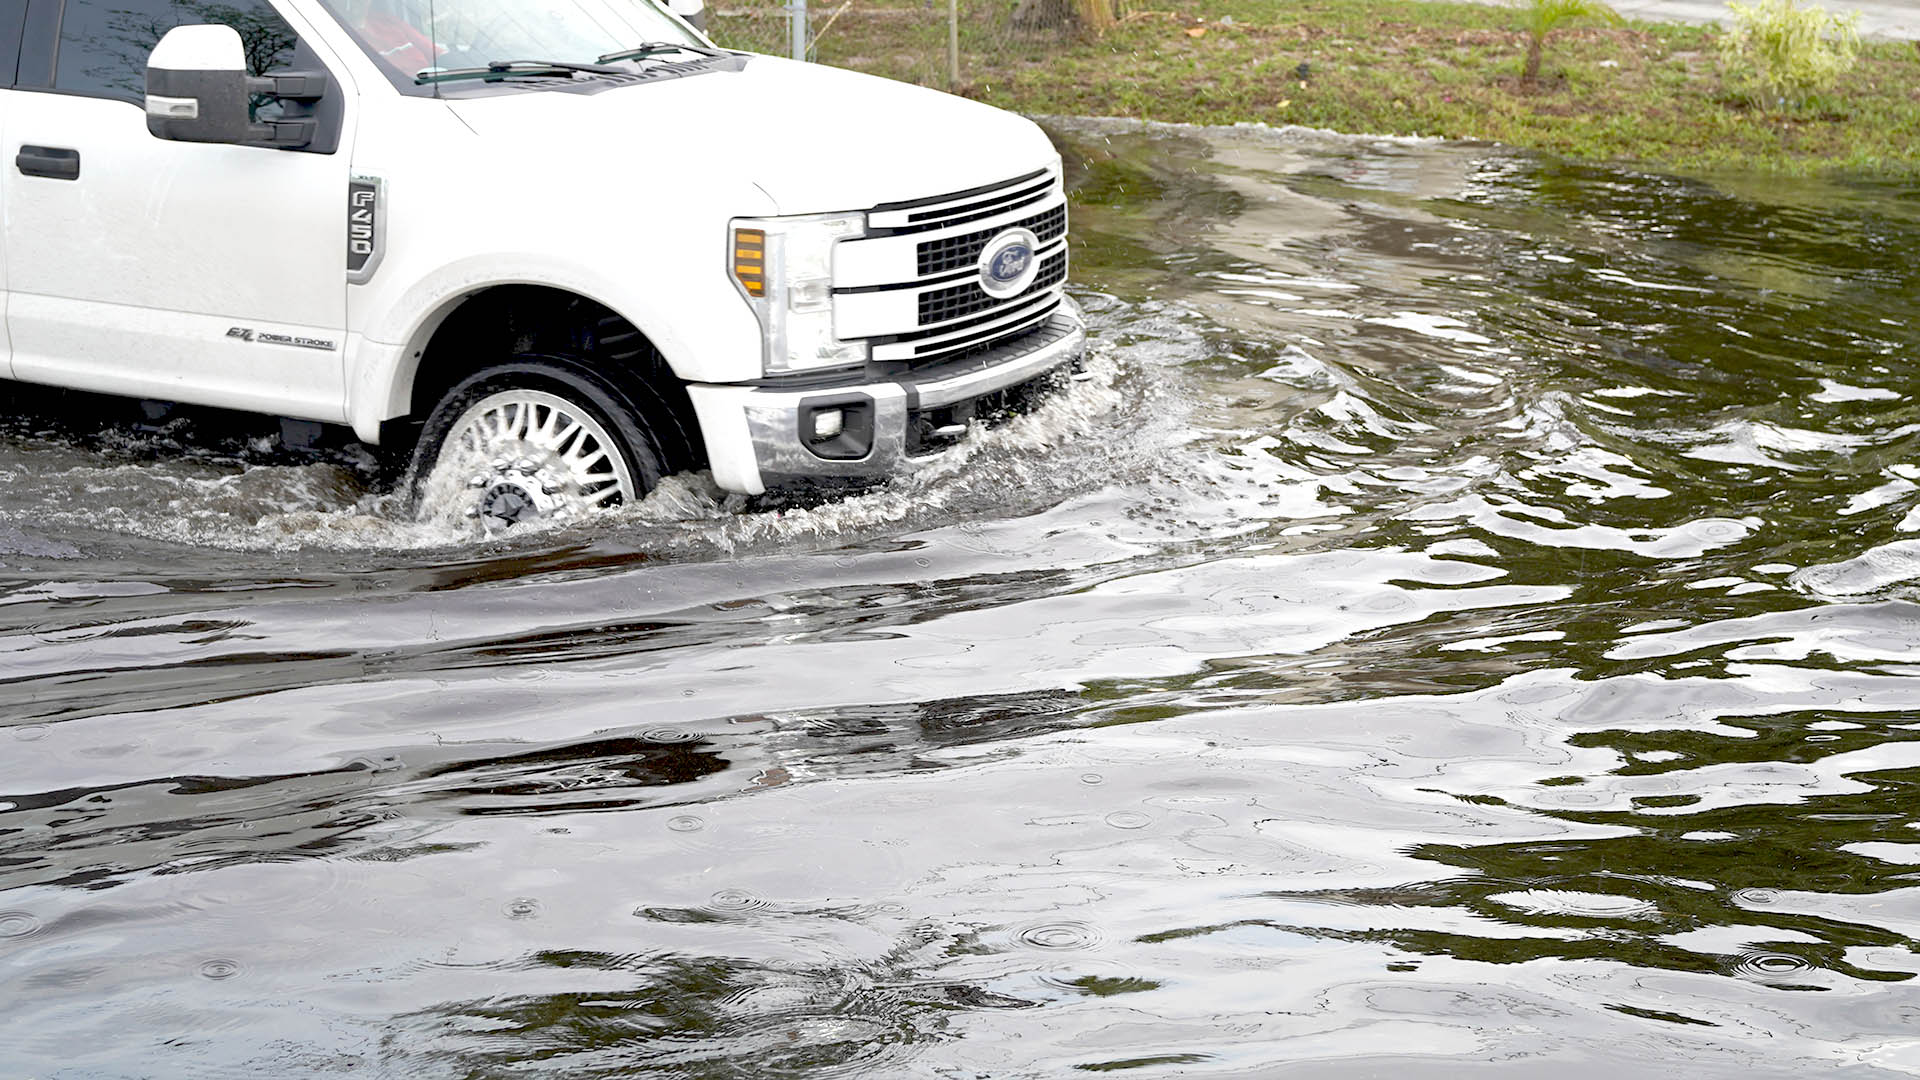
[669,0,708,32]
[146,24,324,149]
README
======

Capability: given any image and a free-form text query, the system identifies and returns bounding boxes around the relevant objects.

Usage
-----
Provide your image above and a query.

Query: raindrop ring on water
[667,814,705,833]
[1689,518,1751,543]
[1016,921,1104,951]
[198,958,242,980]
[0,911,42,938]
[1734,951,1812,979]
[708,888,769,912]
[503,897,543,920]
[1105,810,1152,830]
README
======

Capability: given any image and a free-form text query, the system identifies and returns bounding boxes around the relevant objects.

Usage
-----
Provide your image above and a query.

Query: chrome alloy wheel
[429,389,636,530]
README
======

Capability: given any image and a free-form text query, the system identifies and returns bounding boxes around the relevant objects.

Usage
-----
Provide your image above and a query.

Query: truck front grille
[836,165,1072,370]
[917,253,1067,326]
[869,169,1055,234]
[894,296,1064,365]
[917,204,1068,277]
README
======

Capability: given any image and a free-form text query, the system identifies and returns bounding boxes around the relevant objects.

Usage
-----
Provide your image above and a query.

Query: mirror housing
[146,24,324,149]
[670,0,708,32]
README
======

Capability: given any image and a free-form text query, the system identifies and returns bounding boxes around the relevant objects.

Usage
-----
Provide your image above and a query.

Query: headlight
[730,213,867,374]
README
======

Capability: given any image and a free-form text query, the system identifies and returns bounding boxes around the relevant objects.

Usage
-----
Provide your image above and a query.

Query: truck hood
[445,56,1059,215]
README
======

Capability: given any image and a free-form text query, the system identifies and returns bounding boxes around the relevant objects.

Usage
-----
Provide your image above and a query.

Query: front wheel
[408,360,667,531]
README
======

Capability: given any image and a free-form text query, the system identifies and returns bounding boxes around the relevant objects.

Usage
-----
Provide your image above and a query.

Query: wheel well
[402,285,706,474]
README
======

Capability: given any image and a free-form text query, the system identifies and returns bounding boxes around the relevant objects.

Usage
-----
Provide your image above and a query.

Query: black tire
[406,353,670,519]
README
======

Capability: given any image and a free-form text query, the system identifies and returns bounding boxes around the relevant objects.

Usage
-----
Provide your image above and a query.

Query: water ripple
[0,910,42,938]
[2,119,1918,1078]
[1015,921,1106,952]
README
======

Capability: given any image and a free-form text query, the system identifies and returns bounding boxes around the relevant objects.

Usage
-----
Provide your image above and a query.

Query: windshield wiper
[596,41,723,64]
[416,59,628,85]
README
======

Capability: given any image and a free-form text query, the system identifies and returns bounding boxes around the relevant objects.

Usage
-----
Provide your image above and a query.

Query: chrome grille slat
[886,247,1064,344]
[907,302,1063,366]
[835,169,1067,290]
[918,252,1067,326]
[868,166,1062,234]
[869,168,1045,219]
[918,204,1067,277]
[905,177,1055,227]
[871,167,1052,227]
[845,165,1071,370]
[879,189,1052,238]
[870,293,1061,363]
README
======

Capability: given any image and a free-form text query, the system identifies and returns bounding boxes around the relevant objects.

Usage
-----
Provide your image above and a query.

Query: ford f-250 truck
[0,0,1082,528]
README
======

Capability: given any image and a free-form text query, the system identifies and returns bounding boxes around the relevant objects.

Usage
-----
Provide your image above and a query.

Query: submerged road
[1619,0,1915,38]
[1469,0,1917,39]
[7,118,1920,1078]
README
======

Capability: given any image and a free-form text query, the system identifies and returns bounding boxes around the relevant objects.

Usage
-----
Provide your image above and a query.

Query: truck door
[3,0,352,422]
[0,2,29,380]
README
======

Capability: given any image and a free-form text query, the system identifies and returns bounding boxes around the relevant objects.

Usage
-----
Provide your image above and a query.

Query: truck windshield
[315,0,703,85]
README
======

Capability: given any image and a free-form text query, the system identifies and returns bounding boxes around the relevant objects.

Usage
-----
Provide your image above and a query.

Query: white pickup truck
[0,0,1082,528]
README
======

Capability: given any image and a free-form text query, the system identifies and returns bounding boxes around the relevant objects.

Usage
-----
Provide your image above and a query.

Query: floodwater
[4,118,1920,1077]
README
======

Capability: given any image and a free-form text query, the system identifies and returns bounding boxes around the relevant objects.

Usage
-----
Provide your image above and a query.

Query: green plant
[1719,0,1860,109]
[1521,0,1624,85]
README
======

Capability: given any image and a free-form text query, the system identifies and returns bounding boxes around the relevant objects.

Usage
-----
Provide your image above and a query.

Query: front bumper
[686,307,1087,495]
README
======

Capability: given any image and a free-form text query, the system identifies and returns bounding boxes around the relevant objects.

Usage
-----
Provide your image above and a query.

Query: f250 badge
[347,175,385,284]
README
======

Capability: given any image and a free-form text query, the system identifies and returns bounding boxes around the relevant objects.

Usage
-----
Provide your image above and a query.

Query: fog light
[811,409,845,441]
[800,397,875,461]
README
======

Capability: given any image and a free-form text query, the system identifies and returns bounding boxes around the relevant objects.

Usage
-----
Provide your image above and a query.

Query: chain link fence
[706,0,1122,93]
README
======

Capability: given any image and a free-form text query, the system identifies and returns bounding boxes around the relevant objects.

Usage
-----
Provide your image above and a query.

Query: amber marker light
[733,227,766,297]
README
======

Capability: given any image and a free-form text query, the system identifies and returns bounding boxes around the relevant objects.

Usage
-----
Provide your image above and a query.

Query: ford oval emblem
[990,244,1032,283]
[978,227,1043,299]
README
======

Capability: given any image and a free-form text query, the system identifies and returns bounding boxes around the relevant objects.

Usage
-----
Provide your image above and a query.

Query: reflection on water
[6,119,1920,1075]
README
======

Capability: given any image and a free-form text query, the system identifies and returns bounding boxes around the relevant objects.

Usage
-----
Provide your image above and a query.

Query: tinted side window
[3,3,28,87]
[52,0,298,102]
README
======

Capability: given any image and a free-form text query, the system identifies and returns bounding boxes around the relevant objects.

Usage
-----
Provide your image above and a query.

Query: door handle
[16,146,80,180]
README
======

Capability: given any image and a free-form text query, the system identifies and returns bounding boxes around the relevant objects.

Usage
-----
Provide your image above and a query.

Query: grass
[711,0,1920,176]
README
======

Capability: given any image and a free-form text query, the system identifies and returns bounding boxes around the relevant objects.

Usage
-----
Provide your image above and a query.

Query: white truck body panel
[0,88,12,379]
[439,58,1058,217]
[4,90,350,418]
[1,0,1085,496]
